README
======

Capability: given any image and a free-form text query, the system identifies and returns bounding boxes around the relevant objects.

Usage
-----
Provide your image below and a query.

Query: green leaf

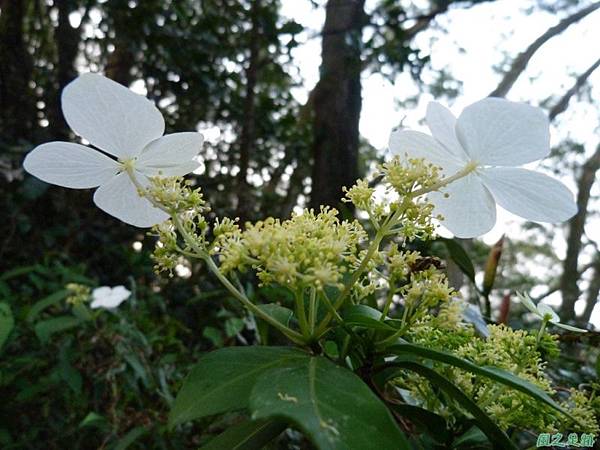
[249,356,410,450]
[200,419,286,450]
[388,342,576,422]
[0,303,14,351]
[34,316,82,343]
[26,290,69,322]
[113,426,147,450]
[79,412,109,430]
[170,346,307,426]
[225,317,246,337]
[441,238,476,283]
[387,404,450,444]
[256,303,293,327]
[389,361,515,449]
[452,425,490,449]
[342,305,396,331]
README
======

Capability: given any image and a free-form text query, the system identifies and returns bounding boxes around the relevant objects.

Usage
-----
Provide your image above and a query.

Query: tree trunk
[310,0,365,212]
[560,145,600,321]
[581,256,600,326]
[489,2,600,98]
[0,0,35,142]
[47,0,80,140]
[235,0,261,223]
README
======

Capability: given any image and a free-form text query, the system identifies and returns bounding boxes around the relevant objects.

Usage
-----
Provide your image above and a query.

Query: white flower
[23,73,204,227]
[389,98,577,238]
[517,292,587,332]
[90,285,131,309]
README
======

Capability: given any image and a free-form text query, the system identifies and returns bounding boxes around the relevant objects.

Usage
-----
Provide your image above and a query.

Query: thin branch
[549,56,600,121]
[489,2,600,98]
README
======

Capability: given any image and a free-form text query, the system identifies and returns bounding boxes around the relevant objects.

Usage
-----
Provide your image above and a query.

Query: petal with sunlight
[137,132,203,176]
[429,173,496,238]
[23,142,119,189]
[426,102,468,161]
[456,98,549,166]
[389,129,464,175]
[62,73,165,159]
[480,167,577,223]
[93,171,169,227]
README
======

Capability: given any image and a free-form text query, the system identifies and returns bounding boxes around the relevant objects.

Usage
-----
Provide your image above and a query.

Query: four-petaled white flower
[517,292,587,332]
[90,285,131,309]
[389,98,577,238]
[23,73,204,227]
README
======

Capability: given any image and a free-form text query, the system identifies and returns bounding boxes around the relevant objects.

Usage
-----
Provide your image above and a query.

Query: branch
[560,143,600,320]
[489,2,600,98]
[548,56,600,121]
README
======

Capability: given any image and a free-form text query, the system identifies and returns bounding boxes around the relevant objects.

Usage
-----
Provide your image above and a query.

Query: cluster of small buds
[146,177,208,216]
[401,269,453,308]
[65,283,91,306]
[215,207,367,291]
[151,222,182,277]
[381,157,442,197]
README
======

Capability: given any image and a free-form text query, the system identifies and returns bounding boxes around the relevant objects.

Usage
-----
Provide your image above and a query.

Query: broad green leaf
[26,290,69,322]
[0,303,14,351]
[342,305,396,331]
[200,419,286,450]
[170,346,307,426]
[441,238,476,283]
[256,303,294,326]
[390,361,515,449]
[249,356,410,450]
[34,316,82,343]
[388,343,576,422]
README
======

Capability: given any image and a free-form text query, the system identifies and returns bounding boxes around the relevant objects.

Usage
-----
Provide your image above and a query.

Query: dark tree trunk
[560,145,600,321]
[310,0,365,212]
[236,0,261,223]
[47,0,81,140]
[0,0,35,142]
[581,256,600,326]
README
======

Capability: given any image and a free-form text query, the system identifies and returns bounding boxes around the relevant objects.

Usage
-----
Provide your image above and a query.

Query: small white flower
[517,292,587,332]
[23,73,204,227]
[90,285,131,309]
[389,98,577,238]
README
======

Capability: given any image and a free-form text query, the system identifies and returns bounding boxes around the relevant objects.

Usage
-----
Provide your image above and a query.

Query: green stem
[127,170,306,345]
[308,287,317,334]
[536,319,548,346]
[380,279,396,320]
[294,289,310,339]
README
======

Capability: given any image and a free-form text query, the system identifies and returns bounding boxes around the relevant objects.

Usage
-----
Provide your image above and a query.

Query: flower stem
[308,287,317,334]
[129,171,306,345]
[536,319,548,346]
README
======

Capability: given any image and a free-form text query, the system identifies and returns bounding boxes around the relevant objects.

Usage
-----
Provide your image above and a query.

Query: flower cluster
[216,207,367,291]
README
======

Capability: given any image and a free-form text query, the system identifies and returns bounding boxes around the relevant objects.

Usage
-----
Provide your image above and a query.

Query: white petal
[137,132,203,176]
[62,73,165,159]
[516,292,539,316]
[426,102,468,161]
[429,173,496,238]
[92,286,112,300]
[23,142,120,188]
[388,129,464,175]
[553,322,587,333]
[479,168,577,223]
[456,98,550,166]
[93,171,169,227]
[537,304,560,323]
